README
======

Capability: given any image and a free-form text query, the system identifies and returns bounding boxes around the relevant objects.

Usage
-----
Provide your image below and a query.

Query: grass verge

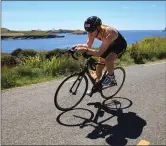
[1,36,166,90]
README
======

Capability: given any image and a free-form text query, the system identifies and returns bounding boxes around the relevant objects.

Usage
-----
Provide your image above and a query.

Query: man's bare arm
[76,33,94,48]
[86,29,118,57]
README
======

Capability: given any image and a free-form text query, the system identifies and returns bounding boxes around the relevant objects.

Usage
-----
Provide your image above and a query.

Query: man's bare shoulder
[105,26,118,35]
[102,26,118,42]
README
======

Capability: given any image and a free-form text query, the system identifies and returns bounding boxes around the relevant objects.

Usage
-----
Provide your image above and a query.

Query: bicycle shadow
[56,97,147,146]
[86,110,147,146]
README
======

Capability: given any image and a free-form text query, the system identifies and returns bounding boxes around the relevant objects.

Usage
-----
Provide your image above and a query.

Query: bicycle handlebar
[68,46,92,60]
[68,46,78,60]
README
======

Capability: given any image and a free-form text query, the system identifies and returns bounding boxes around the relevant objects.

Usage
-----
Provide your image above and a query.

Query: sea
[1,30,166,53]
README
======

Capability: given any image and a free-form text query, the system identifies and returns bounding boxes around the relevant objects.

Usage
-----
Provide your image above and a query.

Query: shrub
[20,49,38,57]
[1,55,20,66]
[45,49,67,59]
[14,66,43,77]
[129,37,166,64]
[11,48,38,58]
[42,56,81,76]
[130,43,145,64]
[11,48,23,57]
[21,54,43,68]
[1,67,18,89]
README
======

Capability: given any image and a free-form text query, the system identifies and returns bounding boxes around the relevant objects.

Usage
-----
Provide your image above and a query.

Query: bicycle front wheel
[54,73,88,111]
[101,67,126,99]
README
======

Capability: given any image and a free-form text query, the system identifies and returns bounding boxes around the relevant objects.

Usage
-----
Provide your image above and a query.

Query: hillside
[72,30,87,35]
[2,28,87,35]
[1,28,65,40]
[1,28,11,33]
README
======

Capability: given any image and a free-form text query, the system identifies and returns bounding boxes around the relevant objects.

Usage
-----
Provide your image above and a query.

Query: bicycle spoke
[54,74,88,111]
[101,67,126,99]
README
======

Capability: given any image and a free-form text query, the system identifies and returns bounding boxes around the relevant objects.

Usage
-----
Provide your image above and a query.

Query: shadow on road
[56,97,147,146]
[86,110,147,146]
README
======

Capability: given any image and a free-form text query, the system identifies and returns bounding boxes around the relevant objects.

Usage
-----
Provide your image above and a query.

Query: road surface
[1,61,166,145]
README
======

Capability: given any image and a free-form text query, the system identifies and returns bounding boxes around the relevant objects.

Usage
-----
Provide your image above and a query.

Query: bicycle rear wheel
[101,67,126,99]
[54,73,88,111]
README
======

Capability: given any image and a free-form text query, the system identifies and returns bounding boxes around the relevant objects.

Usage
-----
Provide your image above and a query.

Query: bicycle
[54,46,126,111]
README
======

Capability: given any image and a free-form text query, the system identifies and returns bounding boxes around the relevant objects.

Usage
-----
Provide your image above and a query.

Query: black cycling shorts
[100,33,127,59]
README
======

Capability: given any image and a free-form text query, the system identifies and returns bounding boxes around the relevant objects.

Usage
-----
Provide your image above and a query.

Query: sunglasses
[88,29,97,33]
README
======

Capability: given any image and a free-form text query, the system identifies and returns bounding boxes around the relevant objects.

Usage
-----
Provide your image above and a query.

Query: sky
[2,1,166,30]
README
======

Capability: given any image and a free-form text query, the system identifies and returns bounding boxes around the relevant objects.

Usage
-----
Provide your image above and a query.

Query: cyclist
[75,16,127,86]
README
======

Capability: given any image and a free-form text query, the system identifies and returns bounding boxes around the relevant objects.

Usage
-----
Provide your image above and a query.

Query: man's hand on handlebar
[75,46,88,54]
[74,44,88,54]
[76,44,88,48]
[68,45,92,60]
[70,44,88,54]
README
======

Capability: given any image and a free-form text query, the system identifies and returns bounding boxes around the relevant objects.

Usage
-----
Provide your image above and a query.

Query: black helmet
[84,16,102,33]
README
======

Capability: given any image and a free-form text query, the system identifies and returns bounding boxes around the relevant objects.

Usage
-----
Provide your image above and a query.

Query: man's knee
[105,52,117,62]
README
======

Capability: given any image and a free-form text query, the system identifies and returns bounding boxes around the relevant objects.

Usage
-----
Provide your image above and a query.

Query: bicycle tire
[54,73,88,111]
[101,67,126,99]
[56,108,94,127]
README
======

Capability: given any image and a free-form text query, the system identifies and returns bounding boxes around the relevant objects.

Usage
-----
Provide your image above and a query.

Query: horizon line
[2,27,164,31]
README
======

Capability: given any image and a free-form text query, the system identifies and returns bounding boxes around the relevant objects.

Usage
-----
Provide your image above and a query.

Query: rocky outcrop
[72,30,87,35]
[1,34,65,40]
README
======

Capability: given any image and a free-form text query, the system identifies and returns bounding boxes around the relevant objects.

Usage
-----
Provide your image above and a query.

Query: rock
[1,34,65,40]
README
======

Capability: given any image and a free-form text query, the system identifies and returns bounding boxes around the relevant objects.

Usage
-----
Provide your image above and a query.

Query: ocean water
[1,30,166,53]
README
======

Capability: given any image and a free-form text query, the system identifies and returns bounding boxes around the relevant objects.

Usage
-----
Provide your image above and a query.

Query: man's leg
[102,52,117,86]
[96,57,105,82]
[105,52,117,75]
[86,57,105,95]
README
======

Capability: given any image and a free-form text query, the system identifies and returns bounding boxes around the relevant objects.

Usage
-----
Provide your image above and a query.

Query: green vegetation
[72,30,87,35]
[1,37,166,89]
[1,28,49,36]
[1,28,10,33]
[1,28,86,39]
[129,37,166,64]
[1,28,65,39]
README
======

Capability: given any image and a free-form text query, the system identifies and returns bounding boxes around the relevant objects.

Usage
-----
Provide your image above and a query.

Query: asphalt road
[1,61,166,145]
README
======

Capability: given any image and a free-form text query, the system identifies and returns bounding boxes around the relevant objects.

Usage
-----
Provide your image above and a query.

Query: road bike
[54,46,126,111]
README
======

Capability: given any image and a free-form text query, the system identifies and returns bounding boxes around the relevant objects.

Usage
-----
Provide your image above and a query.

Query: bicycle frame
[76,57,107,96]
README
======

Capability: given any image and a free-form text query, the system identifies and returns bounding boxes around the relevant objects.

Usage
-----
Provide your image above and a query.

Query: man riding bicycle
[75,16,127,86]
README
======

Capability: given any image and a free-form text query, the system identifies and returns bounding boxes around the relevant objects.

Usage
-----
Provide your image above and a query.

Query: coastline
[1,34,65,40]
[1,28,87,40]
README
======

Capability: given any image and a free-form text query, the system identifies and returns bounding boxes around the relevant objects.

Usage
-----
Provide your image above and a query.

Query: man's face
[89,29,98,38]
